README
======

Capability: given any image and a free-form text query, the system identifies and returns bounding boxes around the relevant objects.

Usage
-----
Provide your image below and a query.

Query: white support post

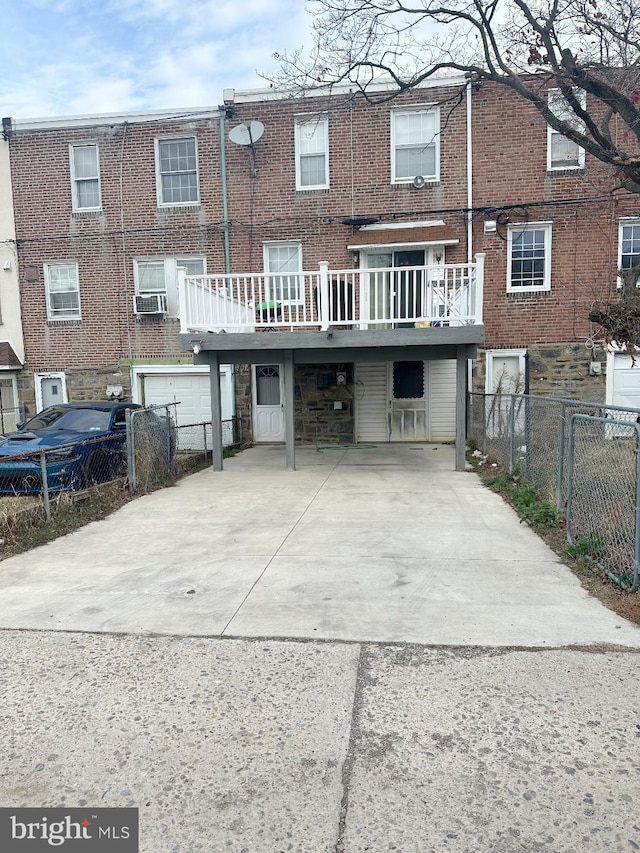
[177,267,188,334]
[319,261,330,331]
[474,253,485,325]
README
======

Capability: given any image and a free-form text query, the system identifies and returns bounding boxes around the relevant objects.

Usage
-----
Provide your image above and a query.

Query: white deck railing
[178,254,484,334]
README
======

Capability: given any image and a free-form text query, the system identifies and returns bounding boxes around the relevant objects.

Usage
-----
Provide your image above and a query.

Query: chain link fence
[469,393,640,591]
[127,404,246,493]
[566,414,639,591]
[0,432,130,521]
[0,404,247,546]
[126,404,176,493]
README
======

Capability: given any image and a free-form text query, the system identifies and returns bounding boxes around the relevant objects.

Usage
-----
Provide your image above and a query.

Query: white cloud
[1,0,314,118]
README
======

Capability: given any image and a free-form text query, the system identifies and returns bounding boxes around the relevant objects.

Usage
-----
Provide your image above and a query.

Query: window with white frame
[391,108,439,184]
[295,116,329,190]
[134,257,206,316]
[547,88,585,170]
[155,137,199,206]
[70,144,101,211]
[264,242,302,303]
[507,223,552,293]
[44,262,81,320]
[619,221,640,289]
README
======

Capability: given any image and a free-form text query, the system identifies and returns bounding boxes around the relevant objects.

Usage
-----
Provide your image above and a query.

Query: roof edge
[12,106,222,132]
[224,74,468,104]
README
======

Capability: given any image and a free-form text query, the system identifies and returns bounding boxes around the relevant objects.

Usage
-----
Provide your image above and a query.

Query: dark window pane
[393,361,424,399]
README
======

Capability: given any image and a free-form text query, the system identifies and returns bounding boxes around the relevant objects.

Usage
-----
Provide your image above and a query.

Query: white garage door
[140,368,234,449]
[610,355,640,413]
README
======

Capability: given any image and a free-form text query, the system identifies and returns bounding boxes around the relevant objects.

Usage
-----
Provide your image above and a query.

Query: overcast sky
[2,0,311,120]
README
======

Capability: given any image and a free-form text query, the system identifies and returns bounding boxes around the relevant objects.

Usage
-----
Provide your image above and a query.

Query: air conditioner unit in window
[134,293,168,315]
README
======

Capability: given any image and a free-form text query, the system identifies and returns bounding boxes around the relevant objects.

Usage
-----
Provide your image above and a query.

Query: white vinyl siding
[134,257,205,316]
[44,262,81,320]
[155,137,199,206]
[429,360,456,442]
[547,88,585,170]
[391,108,439,184]
[70,144,101,211]
[355,363,388,442]
[295,116,329,190]
[507,223,552,293]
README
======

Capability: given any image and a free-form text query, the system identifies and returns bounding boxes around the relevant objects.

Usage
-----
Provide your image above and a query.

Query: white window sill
[72,209,103,216]
[506,287,551,295]
[157,203,201,211]
[392,179,439,187]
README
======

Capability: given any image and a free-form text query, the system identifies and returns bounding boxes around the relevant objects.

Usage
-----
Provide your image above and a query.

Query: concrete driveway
[0,443,638,647]
[2,445,640,853]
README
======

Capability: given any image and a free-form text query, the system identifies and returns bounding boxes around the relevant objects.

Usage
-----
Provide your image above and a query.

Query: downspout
[218,106,235,429]
[464,78,474,460]
[466,80,473,263]
[219,107,231,276]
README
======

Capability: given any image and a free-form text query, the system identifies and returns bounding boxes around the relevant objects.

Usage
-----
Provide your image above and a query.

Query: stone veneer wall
[17,365,132,418]
[233,365,253,444]
[473,343,607,402]
[294,364,355,445]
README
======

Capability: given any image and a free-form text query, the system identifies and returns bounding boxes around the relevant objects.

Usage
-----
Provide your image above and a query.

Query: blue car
[0,402,142,494]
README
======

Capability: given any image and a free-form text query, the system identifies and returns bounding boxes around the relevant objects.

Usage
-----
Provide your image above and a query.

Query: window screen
[393,362,424,399]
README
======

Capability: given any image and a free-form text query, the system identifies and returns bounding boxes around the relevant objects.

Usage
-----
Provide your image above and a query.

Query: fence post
[164,406,173,472]
[565,414,576,545]
[508,394,516,473]
[633,425,640,592]
[556,400,566,511]
[203,423,208,459]
[126,408,136,493]
[481,394,487,454]
[39,451,51,522]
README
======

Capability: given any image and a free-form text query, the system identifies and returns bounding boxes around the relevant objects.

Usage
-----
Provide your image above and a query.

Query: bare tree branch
[267,0,640,191]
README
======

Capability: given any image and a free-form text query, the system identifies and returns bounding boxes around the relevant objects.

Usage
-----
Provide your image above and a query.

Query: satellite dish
[413,175,426,189]
[228,121,265,146]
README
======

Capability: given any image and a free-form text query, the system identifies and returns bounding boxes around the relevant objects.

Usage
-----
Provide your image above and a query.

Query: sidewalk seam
[334,642,366,853]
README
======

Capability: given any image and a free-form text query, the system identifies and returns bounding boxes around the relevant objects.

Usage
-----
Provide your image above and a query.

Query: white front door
[36,372,67,411]
[253,364,285,442]
[0,375,19,433]
[389,360,428,440]
[485,350,526,437]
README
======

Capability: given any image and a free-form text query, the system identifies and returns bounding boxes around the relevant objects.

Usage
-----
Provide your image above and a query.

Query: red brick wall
[470,81,628,350]
[223,87,470,272]
[9,81,638,388]
[223,82,633,353]
[10,114,225,371]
